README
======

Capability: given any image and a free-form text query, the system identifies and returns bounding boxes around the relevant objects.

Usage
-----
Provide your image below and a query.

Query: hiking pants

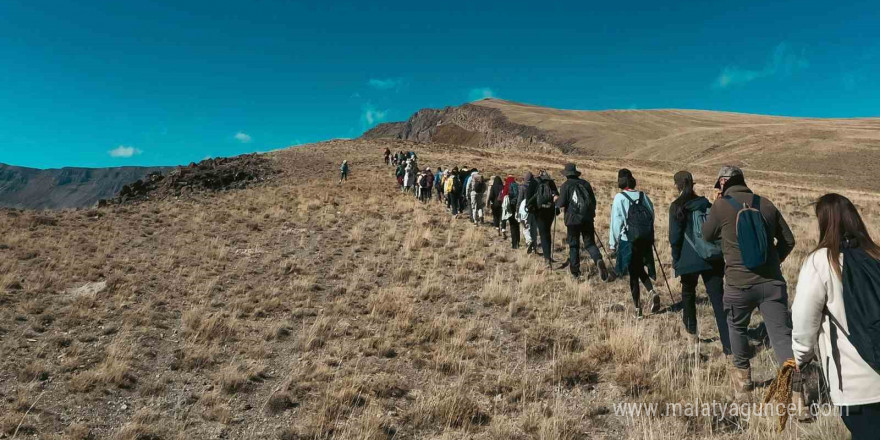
[566,222,602,277]
[534,209,555,263]
[340,171,348,181]
[507,219,521,249]
[521,218,532,245]
[628,240,654,309]
[724,281,793,369]
[527,213,538,246]
[450,194,461,215]
[842,402,880,440]
[491,205,502,228]
[681,264,730,355]
[436,186,443,201]
[470,192,485,223]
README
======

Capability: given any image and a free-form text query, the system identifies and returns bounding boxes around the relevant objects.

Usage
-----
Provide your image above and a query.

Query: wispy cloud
[468,87,496,101]
[713,43,809,89]
[108,145,142,158]
[368,78,403,90]
[361,105,388,128]
[234,132,252,143]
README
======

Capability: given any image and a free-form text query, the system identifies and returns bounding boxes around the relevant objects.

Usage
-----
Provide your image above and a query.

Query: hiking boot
[649,291,662,313]
[597,260,610,282]
[526,242,535,254]
[729,366,753,398]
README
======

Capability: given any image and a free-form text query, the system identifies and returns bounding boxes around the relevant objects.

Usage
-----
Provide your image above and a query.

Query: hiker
[702,165,796,397]
[526,170,559,267]
[383,147,391,165]
[404,161,416,194]
[446,167,463,216]
[487,175,504,234]
[462,168,475,211]
[422,167,434,202]
[792,194,880,436]
[468,172,488,225]
[668,171,730,352]
[517,171,536,253]
[610,169,660,318]
[556,163,609,281]
[395,162,405,188]
[500,176,521,248]
[339,160,349,183]
[434,167,444,202]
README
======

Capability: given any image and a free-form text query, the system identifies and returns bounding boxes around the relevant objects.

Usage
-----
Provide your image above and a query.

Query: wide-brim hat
[563,163,581,177]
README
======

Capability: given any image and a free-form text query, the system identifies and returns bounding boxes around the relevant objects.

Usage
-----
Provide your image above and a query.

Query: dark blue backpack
[725,195,769,270]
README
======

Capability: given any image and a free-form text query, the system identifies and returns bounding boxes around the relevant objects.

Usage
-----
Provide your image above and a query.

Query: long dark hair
[814,193,880,278]
[671,171,699,222]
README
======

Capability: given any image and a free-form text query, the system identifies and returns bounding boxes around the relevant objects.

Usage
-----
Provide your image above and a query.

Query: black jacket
[526,176,559,213]
[555,177,596,226]
[669,196,715,277]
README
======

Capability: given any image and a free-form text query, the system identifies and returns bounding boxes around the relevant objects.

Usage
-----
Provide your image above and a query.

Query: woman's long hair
[814,193,880,278]
[671,171,699,222]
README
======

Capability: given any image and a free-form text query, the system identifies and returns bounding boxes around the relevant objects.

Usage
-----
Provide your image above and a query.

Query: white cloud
[108,145,142,158]
[362,105,388,127]
[234,132,252,143]
[368,78,402,90]
[468,87,496,101]
[713,43,809,89]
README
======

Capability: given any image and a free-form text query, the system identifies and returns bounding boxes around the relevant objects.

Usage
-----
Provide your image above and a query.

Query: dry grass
[0,138,868,439]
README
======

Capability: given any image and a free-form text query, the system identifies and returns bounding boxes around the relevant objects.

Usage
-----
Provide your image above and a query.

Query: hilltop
[365,98,880,191]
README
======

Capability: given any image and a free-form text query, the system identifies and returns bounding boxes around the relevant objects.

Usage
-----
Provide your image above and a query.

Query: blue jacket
[609,190,654,250]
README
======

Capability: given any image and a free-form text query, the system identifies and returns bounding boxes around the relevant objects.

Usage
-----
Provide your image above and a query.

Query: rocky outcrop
[362,101,573,153]
[101,153,279,206]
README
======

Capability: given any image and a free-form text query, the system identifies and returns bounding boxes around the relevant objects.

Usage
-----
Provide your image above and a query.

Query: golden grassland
[2,139,879,439]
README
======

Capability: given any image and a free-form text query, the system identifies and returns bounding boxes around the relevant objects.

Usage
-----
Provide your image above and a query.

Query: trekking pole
[652,243,677,305]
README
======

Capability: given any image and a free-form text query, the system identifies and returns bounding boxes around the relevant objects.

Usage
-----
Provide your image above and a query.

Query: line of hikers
[383,149,880,437]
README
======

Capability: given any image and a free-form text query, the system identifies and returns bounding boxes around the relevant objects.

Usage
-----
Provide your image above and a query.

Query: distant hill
[364,98,880,190]
[0,163,171,209]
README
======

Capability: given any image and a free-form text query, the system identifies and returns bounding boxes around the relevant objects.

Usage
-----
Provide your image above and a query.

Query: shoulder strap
[752,195,761,210]
[621,192,635,203]
[824,306,846,390]
[637,192,644,205]
[724,195,742,211]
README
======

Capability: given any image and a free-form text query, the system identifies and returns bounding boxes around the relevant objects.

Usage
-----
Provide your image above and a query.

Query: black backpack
[535,179,554,209]
[622,192,654,242]
[567,182,593,225]
[830,245,880,374]
[474,179,487,193]
[452,175,463,193]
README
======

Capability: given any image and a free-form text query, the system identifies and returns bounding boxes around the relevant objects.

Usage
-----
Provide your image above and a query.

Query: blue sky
[1,1,879,168]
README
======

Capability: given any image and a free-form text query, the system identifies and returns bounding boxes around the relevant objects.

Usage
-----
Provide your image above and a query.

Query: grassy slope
[474,99,880,192]
[2,139,877,439]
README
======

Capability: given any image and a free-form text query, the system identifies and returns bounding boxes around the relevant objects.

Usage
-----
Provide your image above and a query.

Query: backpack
[833,245,880,374]
[621,192,654,243]
[535,179,553,209]
[452,175,463,193]
[567,182,593,225]
[724,195,769,270]
[684,205,723,261]
[508,182,519,203]
[474,179,487,194]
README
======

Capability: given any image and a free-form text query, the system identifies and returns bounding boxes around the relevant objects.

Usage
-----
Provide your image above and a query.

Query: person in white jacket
[792,193,880,438]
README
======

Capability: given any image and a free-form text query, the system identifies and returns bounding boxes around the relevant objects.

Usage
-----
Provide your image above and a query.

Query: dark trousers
[450,194,461,215]
[491,205,502,228]
[566,222,602,277]
[534,209,555,263]
[843,402,880,440]
[436,186,443,201]
[628,240,654,308]
[507,219,520,249]
[724,281,793,369]
[681,264,731,355]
